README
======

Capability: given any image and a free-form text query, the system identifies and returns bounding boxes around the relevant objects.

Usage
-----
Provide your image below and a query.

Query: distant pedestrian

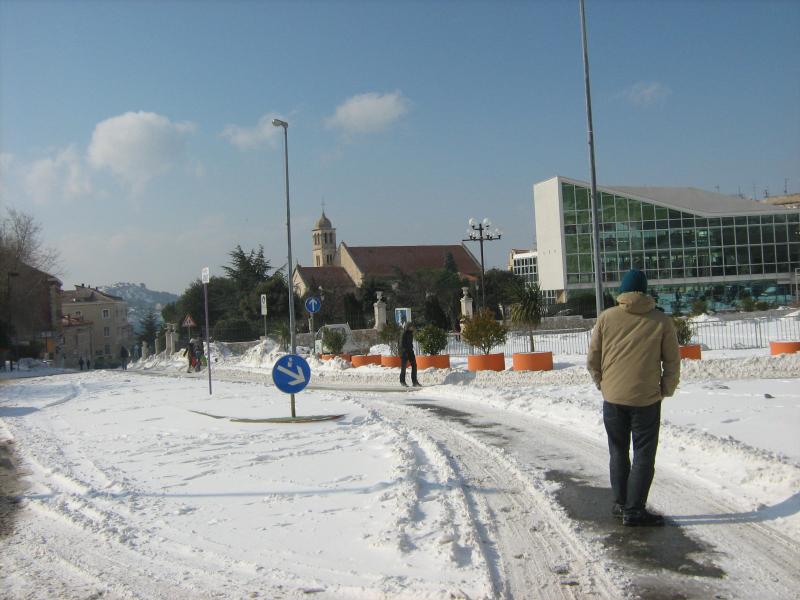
[399,322,420,388]
[587,269,680,527]
[78,357,84,371]
[119,346,129,370]
[183,340,195,373]
[86,358,91,370]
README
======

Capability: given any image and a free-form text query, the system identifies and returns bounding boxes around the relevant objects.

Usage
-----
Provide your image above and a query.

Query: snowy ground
[1,340,799,599]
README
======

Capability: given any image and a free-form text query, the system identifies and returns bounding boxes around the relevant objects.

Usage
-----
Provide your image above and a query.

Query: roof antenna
[785,178,789,195]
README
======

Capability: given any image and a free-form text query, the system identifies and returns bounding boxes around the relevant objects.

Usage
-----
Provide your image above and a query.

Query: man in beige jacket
[587,269,680,526]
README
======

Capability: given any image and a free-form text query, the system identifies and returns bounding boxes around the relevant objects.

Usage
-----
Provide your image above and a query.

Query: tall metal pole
[276,120,296,418]
[579,0,604,317]
[478,226,486,309]
[203,280,212,395]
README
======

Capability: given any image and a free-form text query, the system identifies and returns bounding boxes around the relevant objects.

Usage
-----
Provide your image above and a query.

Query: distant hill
[98,283,179,333]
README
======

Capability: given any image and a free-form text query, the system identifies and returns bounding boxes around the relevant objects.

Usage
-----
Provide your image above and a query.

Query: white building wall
[533,177,566,292]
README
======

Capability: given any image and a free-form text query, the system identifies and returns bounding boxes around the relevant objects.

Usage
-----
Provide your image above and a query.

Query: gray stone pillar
[141,341,149,359]
[166,324,176,354]
[460,287,474,320]
[155,337,161,355]
[374,291,387,330]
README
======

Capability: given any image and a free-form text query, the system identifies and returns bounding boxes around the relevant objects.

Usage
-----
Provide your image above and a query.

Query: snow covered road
[1,356,799,599]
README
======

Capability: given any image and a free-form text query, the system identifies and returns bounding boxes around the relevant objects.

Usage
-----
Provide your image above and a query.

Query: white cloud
[24,146,92,205]
[325,91,410,134]
[87,111,195,187]
[621,81,671,107]
[220,113,283,150]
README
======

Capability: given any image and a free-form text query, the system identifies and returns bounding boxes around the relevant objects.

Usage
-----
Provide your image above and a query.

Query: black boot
[623,508,665,527]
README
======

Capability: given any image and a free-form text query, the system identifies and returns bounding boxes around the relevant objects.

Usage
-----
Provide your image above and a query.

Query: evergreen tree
[444,251,458,274]
[221,245,272,292]
[138,309,159,348]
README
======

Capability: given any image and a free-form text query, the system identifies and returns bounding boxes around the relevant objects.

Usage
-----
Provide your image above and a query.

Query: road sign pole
[202,267,212,395]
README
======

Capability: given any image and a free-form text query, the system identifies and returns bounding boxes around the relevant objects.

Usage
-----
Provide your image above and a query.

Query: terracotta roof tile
[345,244,480,278]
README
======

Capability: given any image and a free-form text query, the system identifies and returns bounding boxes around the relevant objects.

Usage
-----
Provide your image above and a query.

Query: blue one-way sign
[272,354,311,394]
[305,296,321,314]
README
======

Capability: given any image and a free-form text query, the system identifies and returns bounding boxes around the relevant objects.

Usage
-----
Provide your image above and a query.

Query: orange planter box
[351,355,382,367]
[467,353,506,372]
[770,341,800,355]
[679,344,702,360]
[321,353,352,363]
[381,355,402,368]
[416,355,451,370]
[512,352,553,371]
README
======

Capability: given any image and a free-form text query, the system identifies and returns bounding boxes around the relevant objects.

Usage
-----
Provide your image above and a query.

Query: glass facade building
[534,177,800,312]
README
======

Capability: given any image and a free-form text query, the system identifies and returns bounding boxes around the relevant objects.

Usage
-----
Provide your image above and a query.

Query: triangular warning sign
[182,314,197,328]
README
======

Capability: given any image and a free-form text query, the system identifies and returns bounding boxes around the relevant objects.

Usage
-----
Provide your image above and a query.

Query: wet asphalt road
[406,399,731,600]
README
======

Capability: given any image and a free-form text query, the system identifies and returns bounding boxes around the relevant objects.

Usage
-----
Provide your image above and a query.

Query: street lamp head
[468,217,477,228]
[482,218,491,228]
[272,118,288,128]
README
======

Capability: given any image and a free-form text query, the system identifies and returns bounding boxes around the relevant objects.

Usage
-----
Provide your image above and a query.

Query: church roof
[295,265,355,290]
[314,211,333,230]
[344,244,481,279]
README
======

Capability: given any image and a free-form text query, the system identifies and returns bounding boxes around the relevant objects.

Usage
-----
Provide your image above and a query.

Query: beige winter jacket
[587,292,681,407]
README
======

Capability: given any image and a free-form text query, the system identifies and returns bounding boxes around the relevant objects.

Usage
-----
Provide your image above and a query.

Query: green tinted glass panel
[642,203,656,220]
[762,225,775,243]
[564,212,577,225]
[562,184,576,211]
[628,199,642,222]
[655,206,668,220]
[579,254,593,272]
[723,228,735,245]
[734,216,747,226]
[791,224,800,243]
[566,235,578,253]
[576,210,591,224]
[643,231,657,249]
[602,194,616,222]
[697,228,710,246]
[775,214,787,224]
[710,228,723,246]
[656,230,669,248]
[749,226,761,244]
[683,229,696,247]
[630,232,643,250]
[615,196,628,221]
[576,187,590,210]
[567,255,579,273]
[735,226,748,244]
[722,217,734,228]
[578,234,592,252]
[776,224,788,243]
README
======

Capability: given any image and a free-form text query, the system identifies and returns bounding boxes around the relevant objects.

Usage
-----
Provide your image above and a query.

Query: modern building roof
[606,185,794,216]
[294,265,355,290]
[343,243,481,279]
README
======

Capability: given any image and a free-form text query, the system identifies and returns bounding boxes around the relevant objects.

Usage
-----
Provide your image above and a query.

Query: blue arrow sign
[305,296,321,314]
[272,354,311,394]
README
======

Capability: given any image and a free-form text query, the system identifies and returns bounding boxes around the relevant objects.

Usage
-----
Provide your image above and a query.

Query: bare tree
[0,208,60,275]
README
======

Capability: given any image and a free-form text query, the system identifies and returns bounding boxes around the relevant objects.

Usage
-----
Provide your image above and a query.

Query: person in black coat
[399,322,420,387]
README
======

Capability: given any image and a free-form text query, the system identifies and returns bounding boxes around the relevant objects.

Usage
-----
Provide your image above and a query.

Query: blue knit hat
[619,269,648,293]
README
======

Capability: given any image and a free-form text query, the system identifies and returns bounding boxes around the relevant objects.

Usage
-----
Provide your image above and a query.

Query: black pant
[603,400,661,511]
[400,351,418,385]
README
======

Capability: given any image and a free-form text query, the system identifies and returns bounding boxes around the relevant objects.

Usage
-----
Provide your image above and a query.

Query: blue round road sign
[305,296,321,314]
[272,354,311,394]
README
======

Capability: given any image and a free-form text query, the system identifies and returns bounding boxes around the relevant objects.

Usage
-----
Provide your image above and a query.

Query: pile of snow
[690,313,722,323]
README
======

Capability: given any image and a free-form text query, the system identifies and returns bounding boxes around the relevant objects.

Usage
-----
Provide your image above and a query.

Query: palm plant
[509,281,545,352]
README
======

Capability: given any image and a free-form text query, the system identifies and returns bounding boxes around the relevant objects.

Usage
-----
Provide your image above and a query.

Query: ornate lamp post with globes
[462,217,502,310]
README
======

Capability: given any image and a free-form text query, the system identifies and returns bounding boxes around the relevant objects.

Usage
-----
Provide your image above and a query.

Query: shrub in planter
[378,321,402,356]
[460,308,508,355]
[672,316,695,346]
[416,324,448,356]
[321,327,346,355]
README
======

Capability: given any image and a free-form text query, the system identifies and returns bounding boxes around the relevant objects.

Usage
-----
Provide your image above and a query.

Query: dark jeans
[603,400,661,511]
[400,351,418,385]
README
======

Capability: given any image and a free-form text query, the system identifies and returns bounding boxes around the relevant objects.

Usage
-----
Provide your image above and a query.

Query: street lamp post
[6,271,19,370]
[272,118,297,417]
[462,218,502,310]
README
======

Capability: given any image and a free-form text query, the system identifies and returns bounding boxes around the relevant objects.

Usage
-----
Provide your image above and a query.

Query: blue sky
[1,0,798,294]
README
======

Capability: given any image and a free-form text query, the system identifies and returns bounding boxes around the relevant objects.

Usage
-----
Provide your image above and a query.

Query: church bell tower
[312,211,336,267]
